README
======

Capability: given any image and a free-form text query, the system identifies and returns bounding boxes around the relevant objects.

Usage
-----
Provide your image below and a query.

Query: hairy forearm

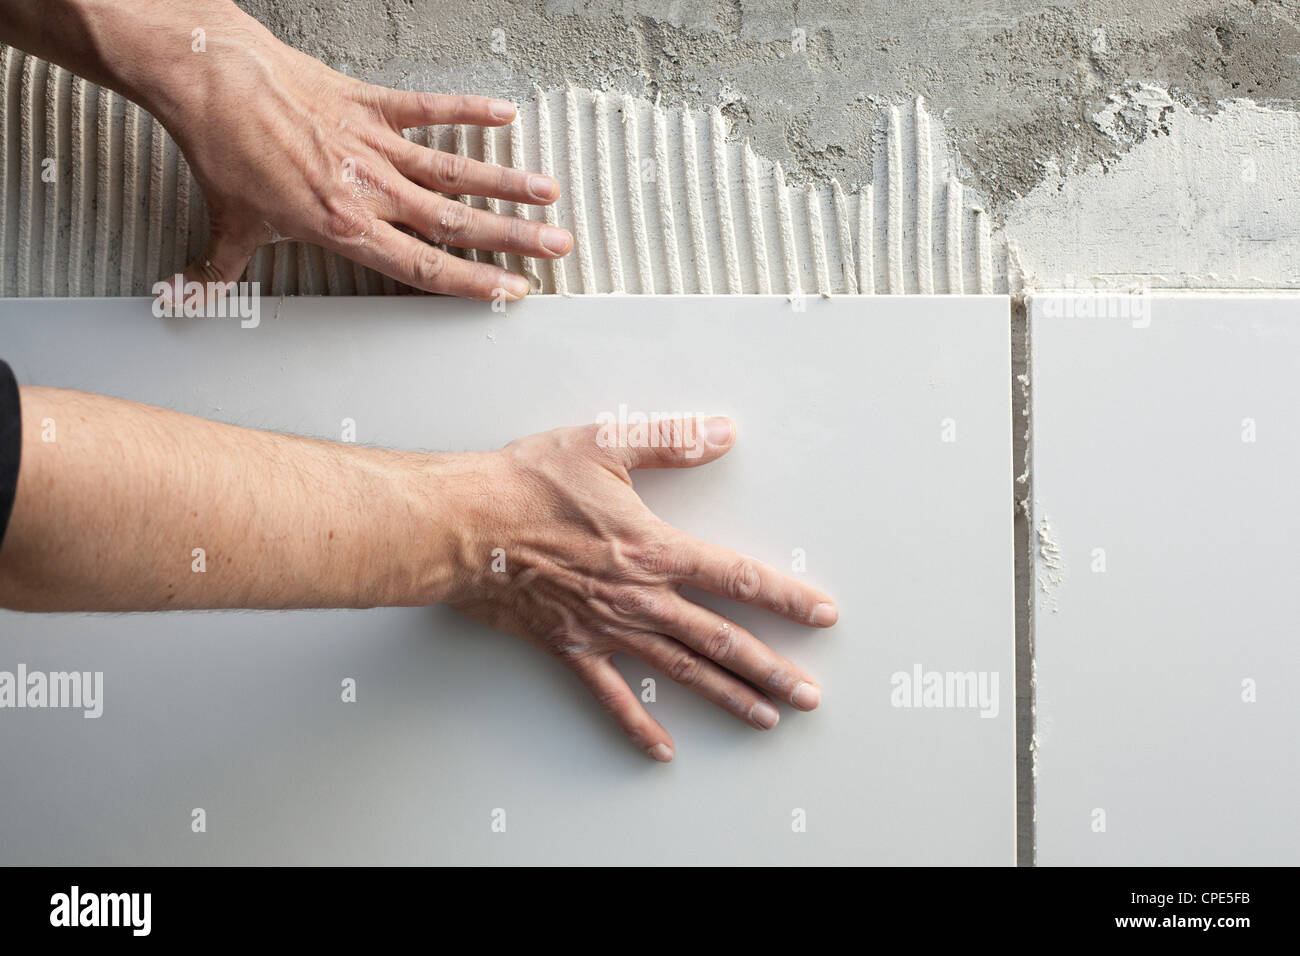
[0,0,272,125]
[0,386,464,612]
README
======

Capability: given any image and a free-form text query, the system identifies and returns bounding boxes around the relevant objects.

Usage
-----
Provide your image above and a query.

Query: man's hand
[160,4,572,300]
[0,0,572,300]
[0,388,836,761]
[440,418,838,762]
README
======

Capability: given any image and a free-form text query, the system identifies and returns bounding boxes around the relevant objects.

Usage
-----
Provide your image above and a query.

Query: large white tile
[0,294,1014,864]
[1031,292,1300,865]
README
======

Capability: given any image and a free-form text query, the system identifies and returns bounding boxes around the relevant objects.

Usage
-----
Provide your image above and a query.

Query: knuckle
[629,537,678,578]
[654,417,685,454]
[665,648,703,687]
[447,96,472,123]
[413,91,438,120]
[765,668,792,695]
[724,558,762,603]
[379,90,410,127]
[411,247,448,289]
[338,157,381,193]
[586,618,622,639]
[780,593,806,620]
[322,198,370,244]
[436,201,473,244]
[702,621,736,662]
[435,151,469,190]
[609,586,658,621]
[541,630,592,664]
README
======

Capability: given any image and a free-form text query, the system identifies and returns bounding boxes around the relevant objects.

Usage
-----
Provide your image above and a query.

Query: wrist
[73,0,271,130]
[373,450,479,609]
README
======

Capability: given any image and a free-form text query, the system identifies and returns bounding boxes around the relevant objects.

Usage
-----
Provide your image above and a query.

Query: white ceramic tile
[1031,292,1300,865]
[0,294,1014,864]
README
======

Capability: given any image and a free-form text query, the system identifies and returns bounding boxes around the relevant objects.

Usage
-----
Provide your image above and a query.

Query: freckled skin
[0,0,575,301]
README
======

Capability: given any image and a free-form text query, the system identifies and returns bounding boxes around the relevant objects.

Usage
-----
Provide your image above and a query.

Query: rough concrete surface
[245,0,1300,210]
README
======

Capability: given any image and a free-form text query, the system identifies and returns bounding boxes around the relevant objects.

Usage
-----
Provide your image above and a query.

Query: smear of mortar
[1007,93,1300,290]
[1035,515,1064,615]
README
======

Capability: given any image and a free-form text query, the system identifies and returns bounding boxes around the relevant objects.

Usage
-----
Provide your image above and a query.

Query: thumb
[602,415,736,471]
[177,225,255,302]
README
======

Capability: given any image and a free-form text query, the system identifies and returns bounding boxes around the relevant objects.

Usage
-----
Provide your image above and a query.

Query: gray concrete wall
[246,0,1300,289]
[8,2,1299,297]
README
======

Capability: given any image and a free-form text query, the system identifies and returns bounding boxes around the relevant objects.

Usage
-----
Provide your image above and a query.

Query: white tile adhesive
[1007,91,1300,289]
[4,48,1299,297]
[0,49,1004,297]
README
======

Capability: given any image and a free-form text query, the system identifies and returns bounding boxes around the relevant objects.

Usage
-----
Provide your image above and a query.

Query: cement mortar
[239,0,1300,209]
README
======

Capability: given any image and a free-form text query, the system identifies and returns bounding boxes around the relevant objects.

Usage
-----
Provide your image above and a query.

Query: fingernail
[501,273,531,299]
[648,742,674,762]
[489,99,516,120]
[540,226,572,255]
[703,416,733,446]
[528,175,558,201]
[749,700,780,730]
[791,681,821,710]
[812,602,838,626]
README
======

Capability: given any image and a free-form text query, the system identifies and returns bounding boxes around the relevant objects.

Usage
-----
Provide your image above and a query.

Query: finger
[646,595,822,711]
[621,631,785,730]
[597,415,736,471]
[391,139,560,205]
[669,531,839,629]
[391,183,572,258]
[380,89,517,129]
[168,224,255,306]
[570,654,674,762]
[343,219,530,300]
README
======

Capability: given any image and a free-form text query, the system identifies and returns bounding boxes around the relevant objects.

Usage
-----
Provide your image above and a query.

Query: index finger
[668,532,839,628]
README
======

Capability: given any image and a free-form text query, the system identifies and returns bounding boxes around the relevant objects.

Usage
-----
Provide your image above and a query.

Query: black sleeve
[0,360,20,552]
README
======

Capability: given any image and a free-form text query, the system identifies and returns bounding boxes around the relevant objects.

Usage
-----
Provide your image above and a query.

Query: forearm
[0,0,274,126]
[0,386,463,612]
